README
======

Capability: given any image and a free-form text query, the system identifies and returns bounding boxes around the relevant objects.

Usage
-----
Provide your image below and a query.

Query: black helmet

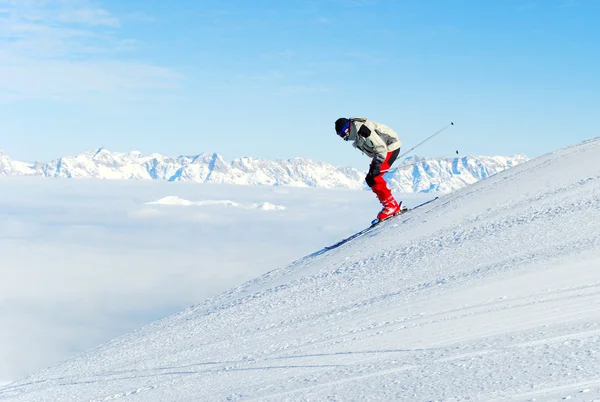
[335,118,350,139]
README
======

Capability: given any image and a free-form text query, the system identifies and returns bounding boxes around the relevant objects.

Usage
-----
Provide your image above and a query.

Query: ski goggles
[337,121,351,139]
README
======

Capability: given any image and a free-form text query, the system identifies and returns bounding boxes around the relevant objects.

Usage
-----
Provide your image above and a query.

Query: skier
[335,117,403,222]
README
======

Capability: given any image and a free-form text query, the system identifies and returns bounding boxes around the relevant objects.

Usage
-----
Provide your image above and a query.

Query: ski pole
[397,122,455,160]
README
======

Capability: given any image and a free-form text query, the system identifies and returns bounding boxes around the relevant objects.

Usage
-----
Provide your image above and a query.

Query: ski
[323,197,439,251]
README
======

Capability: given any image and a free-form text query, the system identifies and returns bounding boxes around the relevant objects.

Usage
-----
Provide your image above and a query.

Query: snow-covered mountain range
[0,148,528,193]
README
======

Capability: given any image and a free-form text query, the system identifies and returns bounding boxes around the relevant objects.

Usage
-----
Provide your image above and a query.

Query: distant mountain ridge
[0,149,528,193]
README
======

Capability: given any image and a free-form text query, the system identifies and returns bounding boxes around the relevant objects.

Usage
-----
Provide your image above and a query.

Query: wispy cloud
[57,7,120,27]
[0,0,180,101]
[0,0,120,32]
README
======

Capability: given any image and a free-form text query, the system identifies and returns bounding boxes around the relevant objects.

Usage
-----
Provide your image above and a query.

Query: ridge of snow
[0,149,528,193]
[3,138,600,400]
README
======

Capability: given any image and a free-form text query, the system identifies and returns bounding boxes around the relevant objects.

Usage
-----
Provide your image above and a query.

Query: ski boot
[372,197,403,225]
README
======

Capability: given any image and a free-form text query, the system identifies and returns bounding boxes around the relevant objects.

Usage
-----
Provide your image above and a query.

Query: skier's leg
[365,151,401,221]
[370,174,392,202]
[367,150,399,204]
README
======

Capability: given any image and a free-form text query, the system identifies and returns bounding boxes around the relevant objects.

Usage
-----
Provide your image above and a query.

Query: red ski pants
[365,149,399,203]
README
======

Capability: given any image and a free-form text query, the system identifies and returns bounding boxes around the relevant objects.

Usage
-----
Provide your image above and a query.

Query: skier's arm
[359,124,388,175]
[359,124,388,156]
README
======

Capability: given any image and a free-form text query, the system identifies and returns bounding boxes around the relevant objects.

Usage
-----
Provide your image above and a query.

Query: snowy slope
[3,138,600,401]
[0,148,527,193]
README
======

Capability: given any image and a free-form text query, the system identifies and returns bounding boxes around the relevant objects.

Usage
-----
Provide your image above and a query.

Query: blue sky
[1,0,599,168]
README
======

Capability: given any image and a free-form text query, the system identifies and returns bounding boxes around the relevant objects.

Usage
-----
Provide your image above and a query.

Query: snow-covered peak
[0,151,34,176]
[0,149,528,193]
[388,153,530,193]
[92,147,107,157]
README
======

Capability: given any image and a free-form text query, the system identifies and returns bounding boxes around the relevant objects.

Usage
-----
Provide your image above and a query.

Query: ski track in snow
[3,139,600,400]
